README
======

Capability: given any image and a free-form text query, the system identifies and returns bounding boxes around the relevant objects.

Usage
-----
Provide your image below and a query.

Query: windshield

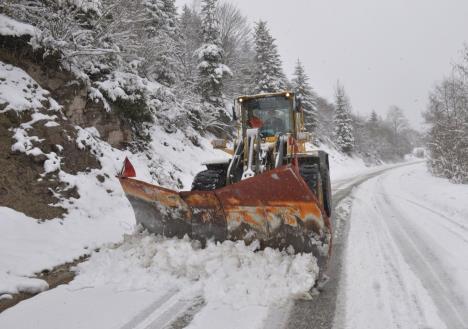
[243,96,292,137]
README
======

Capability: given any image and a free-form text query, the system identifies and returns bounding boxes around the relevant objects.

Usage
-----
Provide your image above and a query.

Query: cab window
[243,96,292,137]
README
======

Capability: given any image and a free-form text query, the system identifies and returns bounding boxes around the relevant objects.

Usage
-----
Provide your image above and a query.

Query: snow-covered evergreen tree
[333,83,355,154]
[140,0,181,86]
[161,0,179,37]
[366,110,380,141]
[143,0,165,37]
[292,59,318,132]
[179,5,203,89]
[195,0,231,107]
[369,110,379,124]
[274,48,290,90]
[253,21,286,93]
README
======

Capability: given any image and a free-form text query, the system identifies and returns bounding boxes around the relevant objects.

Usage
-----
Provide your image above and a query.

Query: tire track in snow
[119,287,204,329]
[395,197,468,243]
[285,164,411,329]
[364,186,440,327]
[345,175,448,329]
[373,173,468,329]
[119,288,179,329]
[365,184,468,241]
[357,189,468,245]
[163,296,205,329]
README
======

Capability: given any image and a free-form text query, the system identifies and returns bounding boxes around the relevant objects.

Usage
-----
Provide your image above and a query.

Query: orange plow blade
[119,165,331,257]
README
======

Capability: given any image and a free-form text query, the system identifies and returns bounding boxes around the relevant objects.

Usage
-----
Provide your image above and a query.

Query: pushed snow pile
[0,14,38,37]
[72,232,319,307]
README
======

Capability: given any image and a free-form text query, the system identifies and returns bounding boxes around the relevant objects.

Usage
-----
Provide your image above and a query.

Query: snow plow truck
[119,91,332,272]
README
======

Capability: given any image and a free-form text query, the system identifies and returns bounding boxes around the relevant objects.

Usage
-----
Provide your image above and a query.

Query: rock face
[0,34,131,219]
[0,107,100,219]
[0,34,133,148]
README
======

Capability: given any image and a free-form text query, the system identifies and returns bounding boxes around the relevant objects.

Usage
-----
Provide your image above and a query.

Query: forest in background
[1,0,422,164]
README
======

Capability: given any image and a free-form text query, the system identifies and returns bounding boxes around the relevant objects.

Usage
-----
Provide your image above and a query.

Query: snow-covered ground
[0,60,229,298]
[344,163,468,329]
[318,143,376,182]
[0,59,371,300]
[0,125,228,299]
[0,140,395,329]
[0,233,317,329]
[0,60,386,326]
[2,45,429,328]
[0,137,373,300]
[0,13,39,37]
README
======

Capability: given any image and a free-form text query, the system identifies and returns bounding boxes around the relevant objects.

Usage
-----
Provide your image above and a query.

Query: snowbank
[66,231,318,329]
[73,233,318,306]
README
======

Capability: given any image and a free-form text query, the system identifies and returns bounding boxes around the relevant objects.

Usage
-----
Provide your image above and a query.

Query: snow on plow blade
[119,163,329,255]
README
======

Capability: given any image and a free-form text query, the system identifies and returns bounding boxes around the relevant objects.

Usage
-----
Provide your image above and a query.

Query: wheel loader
[118,91,332,273]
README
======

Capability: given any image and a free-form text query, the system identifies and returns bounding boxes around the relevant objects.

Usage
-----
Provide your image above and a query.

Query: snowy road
[343,163,468,329]
[1,162,467,329]
[286,162,415,329]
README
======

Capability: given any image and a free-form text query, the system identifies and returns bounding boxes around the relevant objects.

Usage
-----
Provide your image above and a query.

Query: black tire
[300,164,332,217]
[191,169,226,191]
[300,164,320,194]
[321,167,332,217]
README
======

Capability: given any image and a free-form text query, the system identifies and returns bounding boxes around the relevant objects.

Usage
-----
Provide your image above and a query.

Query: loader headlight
[285,92,291,98]
[238,98,243,103]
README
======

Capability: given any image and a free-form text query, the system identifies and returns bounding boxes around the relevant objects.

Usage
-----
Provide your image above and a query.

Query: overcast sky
[176,0,468,129]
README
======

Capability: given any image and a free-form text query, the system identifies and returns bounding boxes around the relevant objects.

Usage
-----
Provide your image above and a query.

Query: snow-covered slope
[316,143,374,181]
[0,60,228,297]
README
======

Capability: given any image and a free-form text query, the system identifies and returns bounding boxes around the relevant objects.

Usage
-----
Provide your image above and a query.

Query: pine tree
[272,42,289,89]
[235,41,256,95]
[369,110,378,124]
[253,21,286,93]
[195,0,231,107]
[143,0,164,37]
[333,83,355,154]
[141,0,180,86]
[366,110,380,143]
[161,0,179,37]
[179,5,203,89]
[292,59,318,133]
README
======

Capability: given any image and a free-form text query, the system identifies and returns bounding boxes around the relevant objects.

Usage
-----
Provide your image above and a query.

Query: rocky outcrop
[0,34,133,148]
[0,34,132,219]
